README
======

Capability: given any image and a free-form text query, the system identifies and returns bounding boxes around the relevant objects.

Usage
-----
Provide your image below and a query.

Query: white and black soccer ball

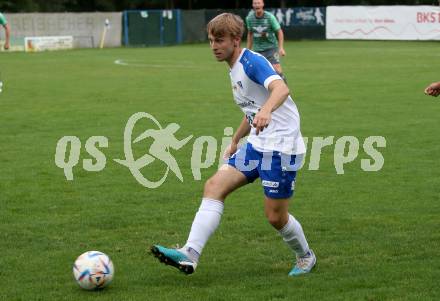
[73,251,114,290]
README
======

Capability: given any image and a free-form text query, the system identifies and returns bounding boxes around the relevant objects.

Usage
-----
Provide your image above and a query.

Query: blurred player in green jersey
[246,0,286,81]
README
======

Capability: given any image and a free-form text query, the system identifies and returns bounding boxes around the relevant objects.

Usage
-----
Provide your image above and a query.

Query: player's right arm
[424,81,440,97]
[223,116,251,159]
[253,79,290,135]
[247,31,253,50]
[245,16,253,50]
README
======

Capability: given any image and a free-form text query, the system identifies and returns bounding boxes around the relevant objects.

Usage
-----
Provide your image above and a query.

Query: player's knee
[204,177,218,192]
[204,177,227,200]
[265,211,285,229]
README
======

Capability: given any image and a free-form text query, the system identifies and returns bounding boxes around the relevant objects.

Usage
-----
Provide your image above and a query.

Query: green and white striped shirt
[246,11,280,52]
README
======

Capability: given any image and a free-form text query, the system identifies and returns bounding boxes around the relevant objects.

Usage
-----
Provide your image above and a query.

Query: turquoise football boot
[151,245,197,275]
[288,250,316,276]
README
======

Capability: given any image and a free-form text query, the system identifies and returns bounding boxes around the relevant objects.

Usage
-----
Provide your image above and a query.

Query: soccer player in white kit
[151,13,316,276]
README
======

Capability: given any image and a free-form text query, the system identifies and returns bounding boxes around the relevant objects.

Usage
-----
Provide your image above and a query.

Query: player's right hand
[223,143,238,160]
[253,109,271,136]
[424,83,440,97]
[430,90,440,97]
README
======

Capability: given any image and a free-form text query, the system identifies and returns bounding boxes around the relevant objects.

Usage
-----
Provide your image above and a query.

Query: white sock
[278,214,310,257]
[181,198,224,262]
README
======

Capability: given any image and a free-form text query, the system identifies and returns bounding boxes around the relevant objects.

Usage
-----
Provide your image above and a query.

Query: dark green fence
[123,10,182,46]
[123,8,326,46]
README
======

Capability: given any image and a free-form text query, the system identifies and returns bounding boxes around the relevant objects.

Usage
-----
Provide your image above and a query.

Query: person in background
[0,12,10,50]
[246,0,287,81]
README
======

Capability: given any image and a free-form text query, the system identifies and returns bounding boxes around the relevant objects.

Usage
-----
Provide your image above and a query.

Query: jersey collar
[230,48,247,71]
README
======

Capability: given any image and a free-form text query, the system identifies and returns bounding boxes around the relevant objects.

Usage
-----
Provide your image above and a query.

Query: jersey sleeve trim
[241,50,279,89]
[264,75,282,90]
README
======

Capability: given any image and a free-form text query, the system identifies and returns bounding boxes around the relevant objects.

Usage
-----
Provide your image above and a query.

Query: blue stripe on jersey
[240,49,278,87]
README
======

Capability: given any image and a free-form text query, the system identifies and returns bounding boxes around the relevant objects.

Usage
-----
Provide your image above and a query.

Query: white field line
[114,59,198,68]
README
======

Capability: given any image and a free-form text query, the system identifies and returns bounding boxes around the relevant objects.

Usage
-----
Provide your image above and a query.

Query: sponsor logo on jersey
[237,100,255,108]
[254,25,268,34]
[262,180,279,188]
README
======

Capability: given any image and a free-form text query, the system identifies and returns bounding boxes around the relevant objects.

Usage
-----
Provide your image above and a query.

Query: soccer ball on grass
[73,251,114,290]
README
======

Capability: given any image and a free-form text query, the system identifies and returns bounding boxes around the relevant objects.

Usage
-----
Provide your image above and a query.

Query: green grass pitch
[0,40,439,300]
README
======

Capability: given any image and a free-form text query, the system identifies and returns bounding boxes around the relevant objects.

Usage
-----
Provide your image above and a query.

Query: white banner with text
[25,36,73,52]
[326,6,440,40]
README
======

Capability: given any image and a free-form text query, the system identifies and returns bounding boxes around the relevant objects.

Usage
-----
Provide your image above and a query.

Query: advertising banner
[25,36,73,52]
[266,7,326,27]
[326,6,440,40]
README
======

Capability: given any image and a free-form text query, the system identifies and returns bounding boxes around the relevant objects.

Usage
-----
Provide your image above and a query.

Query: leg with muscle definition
[151,165,248,274]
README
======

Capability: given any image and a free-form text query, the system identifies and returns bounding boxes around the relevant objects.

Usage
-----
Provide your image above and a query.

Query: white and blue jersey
[230,48,305,155]
[228,48,306,199]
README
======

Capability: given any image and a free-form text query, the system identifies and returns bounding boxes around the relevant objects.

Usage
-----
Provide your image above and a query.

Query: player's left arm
[223,116,251,159]
[245,16,253,50]
[270,14,285,56]
[253,80,289,135]
[277,29,285,56]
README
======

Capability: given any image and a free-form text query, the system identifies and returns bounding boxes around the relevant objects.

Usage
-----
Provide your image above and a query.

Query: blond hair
[207,13,244,39]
